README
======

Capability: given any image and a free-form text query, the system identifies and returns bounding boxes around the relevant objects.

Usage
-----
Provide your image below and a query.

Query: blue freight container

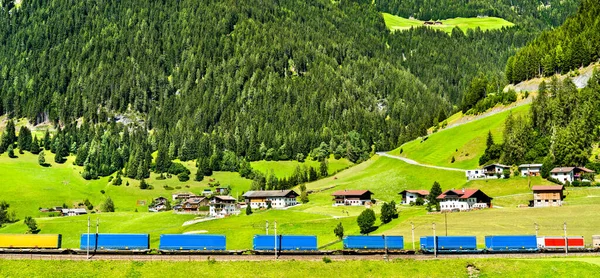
[159,234,226,251]
[420,236,477,253]
[343,235,404,250]
[79,234,150,250]
[485,235,538,252]
[253,235,318,251]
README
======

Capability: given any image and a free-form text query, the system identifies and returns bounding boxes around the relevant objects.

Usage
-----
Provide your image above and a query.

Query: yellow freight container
[0,234,62,249]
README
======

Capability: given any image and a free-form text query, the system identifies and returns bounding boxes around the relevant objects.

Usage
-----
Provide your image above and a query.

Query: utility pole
[87,216,90,260]
[266,220,269,235]
[433,222,437,258]
[274,221,278,259]
[564,222,568,255]
[534,222,539,237]
[445,212,448,236]
[411,222,415,251]
[383,235,388,261]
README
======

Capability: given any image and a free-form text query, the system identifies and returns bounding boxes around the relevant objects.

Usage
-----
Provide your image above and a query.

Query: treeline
[506,0,600,84]
[376,0,580,28]
[0,0,449,162]
[387,26,537,112]
[479,71,600,174]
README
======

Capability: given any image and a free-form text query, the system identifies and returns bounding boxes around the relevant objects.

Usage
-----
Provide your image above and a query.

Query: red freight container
[537,237,585,249]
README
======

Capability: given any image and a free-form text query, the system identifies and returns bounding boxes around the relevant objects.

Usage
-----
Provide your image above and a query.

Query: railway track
[0,252,599,262]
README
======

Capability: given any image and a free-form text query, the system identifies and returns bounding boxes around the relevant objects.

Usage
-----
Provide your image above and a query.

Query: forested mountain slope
[0,0,447,160]
[376,0,580,28]
[506,0,600,83]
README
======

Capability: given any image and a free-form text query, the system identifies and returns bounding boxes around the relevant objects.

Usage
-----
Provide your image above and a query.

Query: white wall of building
[551,171,573,183]
[249,197,298,209]
[402,192,428,204]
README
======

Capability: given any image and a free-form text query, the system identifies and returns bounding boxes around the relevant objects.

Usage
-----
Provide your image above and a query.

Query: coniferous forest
[0,0,588,183]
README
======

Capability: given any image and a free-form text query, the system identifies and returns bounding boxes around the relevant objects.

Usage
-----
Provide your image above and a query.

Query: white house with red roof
[437,189,493,212]
[399,190,429,205]
[331,190,374,206]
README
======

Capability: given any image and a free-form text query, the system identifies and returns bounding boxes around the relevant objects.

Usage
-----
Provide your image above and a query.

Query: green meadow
[382,13,514,34]
[389,104,530,169]
[1,257,599,277]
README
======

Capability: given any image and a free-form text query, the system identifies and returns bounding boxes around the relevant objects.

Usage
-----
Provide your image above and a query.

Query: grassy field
[1,257,599,277]
[382,13,514,34]
[0,152,252,219]
[250,156,353,178]
[389,104,530,169]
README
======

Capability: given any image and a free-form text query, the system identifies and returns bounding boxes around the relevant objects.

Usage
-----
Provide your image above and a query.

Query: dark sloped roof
[437,189,490,200]
[399,190,429,196]
[242,190,298,198]
[331,190,373,196]
[550,167,575,173]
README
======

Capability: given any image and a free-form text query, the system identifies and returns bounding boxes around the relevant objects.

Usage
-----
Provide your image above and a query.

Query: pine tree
[319,159,328,178]
[102,197,115,212]
[155,143,171,173]
[7,145,15,158]
[245,204,253,215]
[113,171,123,185]
[38,151,46,166]
[486,130,494,149]
[194,165,204,182]
[54,136,65,163]
[30,136,41,154]
[426,181,443,212]
[43,130,51,150]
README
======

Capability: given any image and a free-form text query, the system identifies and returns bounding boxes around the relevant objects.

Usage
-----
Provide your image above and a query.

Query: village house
[209,195,239,217]
[243,190,299,209]
[519,164,543,177]
[214,187,230,195]
[180,197,209,212]
[437,189,493,212]
[331,190,374,206]
[171,192,196,201]
[483,163,510,178]
[61,208,87,216]
[465,169,485,180]
[550,167,595,184]
[149,196,169,212]
[398,190,429,205]
[531,185,564,207]
[202,189,213,196]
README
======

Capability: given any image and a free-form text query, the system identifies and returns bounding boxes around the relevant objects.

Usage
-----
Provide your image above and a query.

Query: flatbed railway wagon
[420,236,479,254]
[537,236,585,251]
[0,234,62,252]
[343,235,407,254]
[159,234,235,254]
[253,235,319,254]
[79,233,150,253]
[485,235,538,253]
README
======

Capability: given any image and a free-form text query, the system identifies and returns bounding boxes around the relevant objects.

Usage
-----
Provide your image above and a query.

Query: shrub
[322,256,332,263]
[100,190,105,194]
[502,169,510,179]
[178,172,190,182]
[334,222,344,240]
[572,180,581,187]
[451,156,455,163]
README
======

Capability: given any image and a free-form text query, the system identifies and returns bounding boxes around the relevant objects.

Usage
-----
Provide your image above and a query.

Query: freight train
[0,233,599,255]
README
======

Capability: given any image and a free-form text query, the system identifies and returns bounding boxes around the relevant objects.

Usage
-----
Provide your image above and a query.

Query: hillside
[383,13,514,34]
[389,104,530,169]
[506,0,600,83]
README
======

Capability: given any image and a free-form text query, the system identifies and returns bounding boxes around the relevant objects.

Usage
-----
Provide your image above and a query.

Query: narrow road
[376,152,464,172]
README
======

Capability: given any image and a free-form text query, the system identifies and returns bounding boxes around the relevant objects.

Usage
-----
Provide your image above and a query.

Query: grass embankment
[250,157,352,178]
[382,13,514,34]
[389,104,529,169]
[1,257,599,277]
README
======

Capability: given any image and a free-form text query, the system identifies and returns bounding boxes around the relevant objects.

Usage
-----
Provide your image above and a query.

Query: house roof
[483,163,509,169]
[184,197,206,204]
[532,185,564,191]
[550,167,575,173]
[331,190,373,196]
[214,195,236,201]
[399,190,429,196]
[518,164,543,168]
[242,190,299,198]
[437,189,490,200]
[576,167,595,173]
